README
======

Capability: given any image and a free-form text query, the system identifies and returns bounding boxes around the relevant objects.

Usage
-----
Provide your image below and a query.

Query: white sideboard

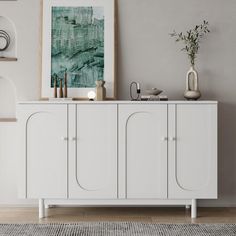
[17,101,218,219]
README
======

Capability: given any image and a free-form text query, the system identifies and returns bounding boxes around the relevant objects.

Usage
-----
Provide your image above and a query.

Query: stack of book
[141,95,168,101]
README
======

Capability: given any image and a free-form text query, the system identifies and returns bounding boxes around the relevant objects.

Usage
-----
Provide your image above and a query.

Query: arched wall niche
[0,15,17,60]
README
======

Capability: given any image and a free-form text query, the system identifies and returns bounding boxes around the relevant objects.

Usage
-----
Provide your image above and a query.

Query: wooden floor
[0,207,235,224]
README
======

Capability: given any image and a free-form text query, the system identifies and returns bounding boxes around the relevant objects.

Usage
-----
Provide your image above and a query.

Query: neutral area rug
[0,222,235,236]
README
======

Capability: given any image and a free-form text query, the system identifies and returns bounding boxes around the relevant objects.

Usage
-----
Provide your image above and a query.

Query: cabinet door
[119,104,168,199]
[69,104,117,199]
[18,105,68,199]
[168,104,217,199]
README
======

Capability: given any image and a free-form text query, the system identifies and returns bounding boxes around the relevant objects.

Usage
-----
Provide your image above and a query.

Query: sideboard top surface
[18,100,218,105]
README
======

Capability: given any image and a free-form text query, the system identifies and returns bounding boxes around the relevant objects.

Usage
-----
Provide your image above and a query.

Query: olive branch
[170,20,210,66]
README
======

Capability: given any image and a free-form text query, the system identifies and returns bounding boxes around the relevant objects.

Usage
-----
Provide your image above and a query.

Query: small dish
[145,88,163,96]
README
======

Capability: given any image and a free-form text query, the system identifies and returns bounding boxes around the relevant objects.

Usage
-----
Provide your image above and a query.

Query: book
[141,95,168,101]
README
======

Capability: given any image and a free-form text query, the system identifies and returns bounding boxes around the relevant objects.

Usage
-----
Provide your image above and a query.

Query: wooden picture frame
[41,0,116,99]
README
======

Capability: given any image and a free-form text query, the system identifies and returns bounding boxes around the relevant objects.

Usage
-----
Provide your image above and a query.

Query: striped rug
[0,222,235,236]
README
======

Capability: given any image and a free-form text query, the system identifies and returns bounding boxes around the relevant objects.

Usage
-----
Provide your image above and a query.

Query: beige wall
[0,0,235,206]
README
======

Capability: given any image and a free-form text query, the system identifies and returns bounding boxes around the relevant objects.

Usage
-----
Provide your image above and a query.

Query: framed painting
[41,0,115,99]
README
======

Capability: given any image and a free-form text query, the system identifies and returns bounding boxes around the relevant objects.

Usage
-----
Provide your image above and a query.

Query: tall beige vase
[96,80,106,101]
[184,66,201,100]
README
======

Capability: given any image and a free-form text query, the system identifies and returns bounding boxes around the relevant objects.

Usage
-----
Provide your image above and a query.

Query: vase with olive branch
[170,20,210,100]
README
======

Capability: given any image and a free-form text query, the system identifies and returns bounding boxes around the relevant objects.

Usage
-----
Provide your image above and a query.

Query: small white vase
[184,66,201,100]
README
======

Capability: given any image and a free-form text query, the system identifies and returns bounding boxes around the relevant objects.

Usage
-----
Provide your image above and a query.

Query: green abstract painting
[51,6,104,88]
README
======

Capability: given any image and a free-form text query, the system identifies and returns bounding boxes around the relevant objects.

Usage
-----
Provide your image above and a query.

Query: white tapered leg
[191,199,197,218]
[39,199,45,219]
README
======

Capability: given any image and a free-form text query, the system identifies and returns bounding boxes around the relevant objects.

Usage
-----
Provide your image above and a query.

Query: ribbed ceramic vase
[184,66,201,100]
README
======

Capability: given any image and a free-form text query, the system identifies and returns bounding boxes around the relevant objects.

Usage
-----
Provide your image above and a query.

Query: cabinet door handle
[170,137,176,141]
[161,137,168,141]
[70,137,77,141]
[61,137,68,141]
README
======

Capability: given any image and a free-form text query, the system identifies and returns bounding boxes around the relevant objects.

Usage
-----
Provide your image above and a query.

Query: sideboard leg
[191,199,197,218]
[39,199,45,219]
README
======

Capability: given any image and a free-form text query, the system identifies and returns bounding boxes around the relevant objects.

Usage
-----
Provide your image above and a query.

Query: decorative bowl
[145,88,163,96]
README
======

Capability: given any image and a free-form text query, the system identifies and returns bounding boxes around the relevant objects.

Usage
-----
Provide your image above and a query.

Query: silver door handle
[161,137,168,141]
[70,137,77,141]
[61,137,68,141]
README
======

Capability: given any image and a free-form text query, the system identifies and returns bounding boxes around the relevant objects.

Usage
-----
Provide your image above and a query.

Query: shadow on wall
[218,102,236,204]
[0,77,17,121]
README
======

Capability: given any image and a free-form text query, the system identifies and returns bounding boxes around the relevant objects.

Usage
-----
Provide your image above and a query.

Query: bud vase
[184,66,201,100]
[96,80,106,101]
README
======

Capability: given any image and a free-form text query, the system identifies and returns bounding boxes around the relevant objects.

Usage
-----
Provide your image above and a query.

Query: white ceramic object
[184,66,201,100]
